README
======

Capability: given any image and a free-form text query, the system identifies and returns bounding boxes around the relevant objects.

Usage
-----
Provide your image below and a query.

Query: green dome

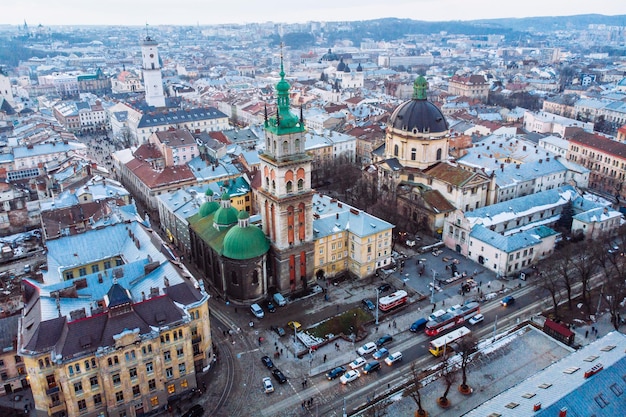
[223,222,270,260]
[205,189,214,197]
[213,205,238,227]
[198,200,219,218]
[238,211,250,220]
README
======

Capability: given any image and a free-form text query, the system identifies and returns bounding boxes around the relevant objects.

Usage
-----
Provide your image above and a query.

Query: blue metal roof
[470,224,541,253]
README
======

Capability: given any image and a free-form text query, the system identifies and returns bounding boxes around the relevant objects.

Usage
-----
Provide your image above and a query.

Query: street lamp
[375,289,380,325]
[430,269,437,304]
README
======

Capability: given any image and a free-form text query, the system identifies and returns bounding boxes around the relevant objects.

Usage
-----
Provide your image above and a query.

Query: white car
[263,377,274,394]
[339,369,360,385]
[349,356,367,370]
[468,313,484,325]
[357,342,377,356]
[384,351,403,366]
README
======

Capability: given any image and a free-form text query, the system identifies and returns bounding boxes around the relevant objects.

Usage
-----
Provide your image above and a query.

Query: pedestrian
[388,322,391,329]
[301,401,305,410]
[375,326,379,332]
[323,354,327,363]
[393,320,397,329]
[302,381,305,389]
[280,348,283,355]
[585,330,589,338]
[442,299,445,306]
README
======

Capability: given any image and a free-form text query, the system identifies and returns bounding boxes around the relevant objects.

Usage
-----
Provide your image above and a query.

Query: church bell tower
[258,49,314,293]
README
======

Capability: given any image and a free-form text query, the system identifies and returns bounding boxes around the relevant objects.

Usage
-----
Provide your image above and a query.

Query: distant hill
[473,14,626,32]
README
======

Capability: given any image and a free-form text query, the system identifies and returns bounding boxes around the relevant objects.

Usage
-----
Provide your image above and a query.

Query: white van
[250,303,264,318]
[273,293,287,307]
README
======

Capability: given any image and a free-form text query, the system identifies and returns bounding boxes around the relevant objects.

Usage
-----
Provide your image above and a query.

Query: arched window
[411,148,416,160]
[273,140,277,153]
[282,141,289,154]
[231,271,238,285]
[394,144,399,157]
[297,179,304,191]
[286,181,293,193]
[294,138,300,152]
[265,177,270,188]
[436,148,442,160]
[272,180,276,191]
[252,270,259,285]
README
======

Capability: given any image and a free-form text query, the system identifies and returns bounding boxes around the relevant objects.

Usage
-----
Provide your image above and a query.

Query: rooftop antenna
[145,22,150,40]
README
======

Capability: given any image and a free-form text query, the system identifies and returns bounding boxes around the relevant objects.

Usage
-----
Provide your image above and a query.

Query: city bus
[378,290,408,312]
[428,326,471,357]
[424,301,480,336]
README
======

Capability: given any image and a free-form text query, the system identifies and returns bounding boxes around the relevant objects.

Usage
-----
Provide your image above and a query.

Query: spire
[300,105,304,125]
[264,103,268,126]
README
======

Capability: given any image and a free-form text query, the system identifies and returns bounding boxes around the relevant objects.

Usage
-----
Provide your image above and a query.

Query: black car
[362,361,381,374]
[261,355,274,369]
[326,366,347,380]
[271,325,286,337]
[182,404,204,417]
[377,283,392,293]
[265,300,276,313]
[272,368,287,384]
[376,334,393,347]
[362,299,375,311]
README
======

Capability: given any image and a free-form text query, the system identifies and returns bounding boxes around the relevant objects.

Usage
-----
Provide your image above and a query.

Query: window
[146,362,154,373]
[166,367,174,379]
[411,148,416,160]
[177,347,184,357]
[394,144,399,157]
[125,350,136,362]
[115,391,124,403]
[104,261,111,270]
[179,363,186,375]
[164,351,171,362]
[112,373,121,385]
[78,399,86,412]
[78,267,87,277]
[93,393,102,407]
[148,379,156,391]
[132,385,141,397]
[89,376,99,388]
[167,384,176,394]
[91,265,99,273]
[150,396,159,407]
[129,367,137,379]
[142,344,152,355]
[74,381,83,394]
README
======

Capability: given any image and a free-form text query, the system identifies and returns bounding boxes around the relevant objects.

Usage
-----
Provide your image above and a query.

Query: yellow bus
[428,326,471,357]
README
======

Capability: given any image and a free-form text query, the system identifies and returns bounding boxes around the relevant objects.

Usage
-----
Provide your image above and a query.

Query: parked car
[339,369,360,384]
[262,377,274,394]
[372,348,389,360]
[376,334,393,347]
[264,300,276,313]
[410,318,428,332]
[261,355,274,369]
[250,303,264,319]
[362,361,381,374]
[287,321,302,331]
[384,351,403,366]
[468,313,484,325]
[272,368,287,384]
[377,283,392,293]
[501,295,515,307]
[181,405,204,417]
[326,366,347,380]
[271,325,286,337]
[362,298,375,311]
[357,342,377,356]
[349,357,367,370]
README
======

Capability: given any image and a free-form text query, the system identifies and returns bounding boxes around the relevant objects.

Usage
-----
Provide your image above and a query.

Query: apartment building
[447,74,489,101]
[18,220,212,417]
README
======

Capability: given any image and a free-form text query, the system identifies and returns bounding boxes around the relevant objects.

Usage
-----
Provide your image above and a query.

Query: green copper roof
[413,75,428,100]
[213,205,238,227]
[264,49,305,135]
[205,189,214,197]
[223,221,270,260]
[198,200,220,218]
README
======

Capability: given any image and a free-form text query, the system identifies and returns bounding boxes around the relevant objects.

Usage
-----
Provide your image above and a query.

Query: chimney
[559,407,567,417]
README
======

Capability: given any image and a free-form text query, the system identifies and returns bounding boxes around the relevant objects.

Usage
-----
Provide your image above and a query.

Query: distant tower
[0,67,15,107]
[258,49,314,293]
[141,31,166,108]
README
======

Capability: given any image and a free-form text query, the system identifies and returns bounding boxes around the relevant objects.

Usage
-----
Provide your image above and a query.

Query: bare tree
[540,262,563,319]
[361,398,390,417]
[437,356,457,408]
[571,240,598,314]
[457,335,478,393]
[552,246,576,310]
[404,362,427,416]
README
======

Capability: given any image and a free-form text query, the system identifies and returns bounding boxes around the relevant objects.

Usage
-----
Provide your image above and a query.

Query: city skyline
[3,0,625,27]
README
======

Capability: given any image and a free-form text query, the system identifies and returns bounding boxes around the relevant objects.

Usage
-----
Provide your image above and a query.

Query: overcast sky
[3,0,625,26]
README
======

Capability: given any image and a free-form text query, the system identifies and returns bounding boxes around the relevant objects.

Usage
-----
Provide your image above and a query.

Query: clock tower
[258,52,314,293]
[141,34,166,108]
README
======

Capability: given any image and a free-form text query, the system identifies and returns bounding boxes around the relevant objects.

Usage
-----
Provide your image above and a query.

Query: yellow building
[0,315,29,396]
[312,195,394,279]
[18,220,212,417]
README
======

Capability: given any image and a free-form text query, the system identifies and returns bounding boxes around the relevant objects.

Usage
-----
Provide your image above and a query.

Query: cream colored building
[312,194,394,279]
